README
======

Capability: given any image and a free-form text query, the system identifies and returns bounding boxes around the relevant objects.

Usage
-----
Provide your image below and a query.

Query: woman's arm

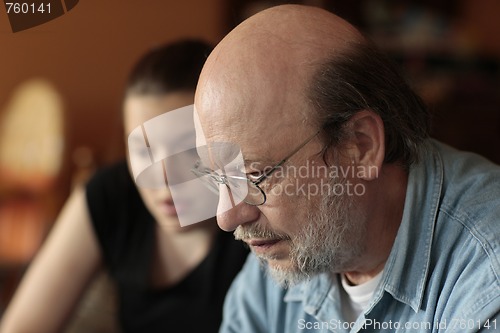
[0,187,102,333]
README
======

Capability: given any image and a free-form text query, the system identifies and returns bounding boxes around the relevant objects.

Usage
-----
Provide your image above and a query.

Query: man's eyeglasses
[191,131,320,206]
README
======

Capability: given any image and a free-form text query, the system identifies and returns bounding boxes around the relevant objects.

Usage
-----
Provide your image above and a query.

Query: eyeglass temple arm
[253,130,320,186]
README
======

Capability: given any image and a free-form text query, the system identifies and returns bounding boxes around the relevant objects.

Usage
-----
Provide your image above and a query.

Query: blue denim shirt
[220,140,500,333]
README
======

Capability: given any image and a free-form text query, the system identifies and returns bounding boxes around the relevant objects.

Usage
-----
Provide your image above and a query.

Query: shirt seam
[439,205,500,283]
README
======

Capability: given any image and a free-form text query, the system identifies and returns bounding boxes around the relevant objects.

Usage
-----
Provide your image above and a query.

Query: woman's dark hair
[126,39,213,96]
[310,41,430,168]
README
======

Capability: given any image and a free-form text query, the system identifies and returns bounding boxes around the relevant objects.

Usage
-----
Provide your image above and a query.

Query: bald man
[194,5,500,333]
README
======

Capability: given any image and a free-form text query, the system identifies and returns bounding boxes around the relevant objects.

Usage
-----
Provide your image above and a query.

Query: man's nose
[216,185,260,231]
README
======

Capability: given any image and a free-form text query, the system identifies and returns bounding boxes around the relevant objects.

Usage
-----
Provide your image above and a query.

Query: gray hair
[309,41,430,168]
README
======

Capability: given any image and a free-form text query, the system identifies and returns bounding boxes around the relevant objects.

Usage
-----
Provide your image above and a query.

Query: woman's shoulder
[86,160,132,193]
[84,159,151,228]
[84,160,154,286]
[85,160,145,214]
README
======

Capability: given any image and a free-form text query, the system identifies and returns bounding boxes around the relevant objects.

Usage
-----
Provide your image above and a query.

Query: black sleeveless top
[85,161,248,333]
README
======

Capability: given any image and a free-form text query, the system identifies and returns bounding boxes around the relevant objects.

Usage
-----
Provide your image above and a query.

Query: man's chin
[258,257,310,288]
[266,257,293,270]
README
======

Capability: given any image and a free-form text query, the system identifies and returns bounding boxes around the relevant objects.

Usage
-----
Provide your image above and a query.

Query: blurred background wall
[0,0,229,314]
[230,0,500,161]
[1,0,499,317]
[1,0,229,179]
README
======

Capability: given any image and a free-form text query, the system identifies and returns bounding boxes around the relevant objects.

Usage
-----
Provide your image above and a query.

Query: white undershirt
[340,270,384,323]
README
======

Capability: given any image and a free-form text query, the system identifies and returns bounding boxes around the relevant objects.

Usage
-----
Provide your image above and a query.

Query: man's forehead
[195,53,313,144]
[194,4,363,159]
[195,94,311,148]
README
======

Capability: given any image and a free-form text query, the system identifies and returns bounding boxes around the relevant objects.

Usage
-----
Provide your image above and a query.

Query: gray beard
[264,177,367,288]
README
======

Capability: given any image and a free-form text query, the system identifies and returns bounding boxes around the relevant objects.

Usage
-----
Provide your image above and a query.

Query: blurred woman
[0,39,248,333]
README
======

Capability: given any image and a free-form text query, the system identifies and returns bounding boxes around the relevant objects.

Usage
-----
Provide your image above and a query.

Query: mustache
[234,223,291,241]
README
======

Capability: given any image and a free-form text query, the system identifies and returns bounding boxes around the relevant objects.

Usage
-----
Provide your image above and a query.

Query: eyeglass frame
[192,130,320,206]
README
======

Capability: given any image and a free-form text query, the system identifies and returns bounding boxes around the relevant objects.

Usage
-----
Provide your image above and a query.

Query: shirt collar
[284,272,333,317]
[371,140,443,312]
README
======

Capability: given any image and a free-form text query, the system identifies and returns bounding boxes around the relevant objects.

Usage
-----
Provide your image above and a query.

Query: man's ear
[345,110,385,180]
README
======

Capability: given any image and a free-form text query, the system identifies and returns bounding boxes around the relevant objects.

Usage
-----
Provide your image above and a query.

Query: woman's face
[124,91,195,228]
